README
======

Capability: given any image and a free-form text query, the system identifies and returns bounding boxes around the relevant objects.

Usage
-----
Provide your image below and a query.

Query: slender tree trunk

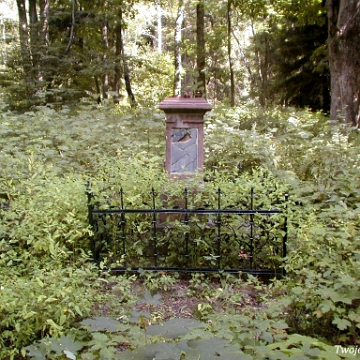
[39,0,53,103]
[196,0,206,96]
[174,0,184,96]
[227,0,235,106]
[28,0,38,51]
[16,0,32,74]
[259,32,270,108]
[101,19,109,100]
[116,10,136,107]
[29,0,42,85]
[94,76,102,103]
[40,0,50,48]
[1,18,6,65]
[114,22,122,103]
[157,0,162,53]
[327,0,360,126]
[64,0,76,55]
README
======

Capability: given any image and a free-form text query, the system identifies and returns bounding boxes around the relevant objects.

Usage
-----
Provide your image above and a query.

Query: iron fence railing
[87,186,288,276]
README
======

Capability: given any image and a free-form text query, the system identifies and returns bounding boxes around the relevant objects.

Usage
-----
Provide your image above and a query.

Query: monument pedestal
[158,97,212,176]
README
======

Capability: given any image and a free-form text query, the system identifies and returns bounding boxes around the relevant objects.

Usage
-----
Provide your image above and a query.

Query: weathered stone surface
[171,129,198,173]
[158,96,212,175]
[158,97,212,113]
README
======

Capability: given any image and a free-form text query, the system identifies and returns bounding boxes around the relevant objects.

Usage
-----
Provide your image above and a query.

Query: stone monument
[158,95,212,176]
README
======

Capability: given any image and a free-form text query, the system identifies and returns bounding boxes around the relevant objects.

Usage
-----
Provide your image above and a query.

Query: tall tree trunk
[114,22,122,104]
[327,0,360,126]
[16,0,32,76]
[196,0,206,96]
[227,0,235,106]
[40,0,50,48]
[116,10,137,107]
[251,20,267,108]
[39,0,53,103]
[64,0,76,55]
[101,19,109,100]
[1,18,6,65]
[259,32,270,108]
[29,0,41,84]
[174,0,184,96]
[157,0,162,53]
[28,0,38,50]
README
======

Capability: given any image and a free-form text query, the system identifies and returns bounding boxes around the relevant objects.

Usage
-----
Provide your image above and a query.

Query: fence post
[282,193,289,276]
[86,181,96,258]
[184,188,190,269]
[151,188,158,267]
[216,188,222,269]
[119,188,127,266]
[249,187,255,269]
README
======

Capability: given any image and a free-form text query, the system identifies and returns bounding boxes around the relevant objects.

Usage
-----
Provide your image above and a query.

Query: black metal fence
[87,186,288,276]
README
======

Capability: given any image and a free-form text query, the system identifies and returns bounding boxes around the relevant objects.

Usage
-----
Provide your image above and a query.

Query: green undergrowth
[0,103,359,358]
[20,272,356,359]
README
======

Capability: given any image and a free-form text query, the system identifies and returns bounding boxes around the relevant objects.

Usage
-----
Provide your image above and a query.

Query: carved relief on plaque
[171,128,198,173]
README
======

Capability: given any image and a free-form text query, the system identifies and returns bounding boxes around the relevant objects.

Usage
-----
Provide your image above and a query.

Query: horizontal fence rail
[87,187,288,276]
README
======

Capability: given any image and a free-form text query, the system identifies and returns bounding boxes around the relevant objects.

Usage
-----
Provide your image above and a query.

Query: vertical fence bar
[86,181,96,259]
[184,188,190,269]
[151,188,158,268]
[119,188,127,266]
[282,193,289,276]
[216,188,222,269]
[249,187,254,269]
[86,181,93,230]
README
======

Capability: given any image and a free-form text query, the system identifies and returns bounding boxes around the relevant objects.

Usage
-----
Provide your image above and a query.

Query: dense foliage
[0,102,359,358]
[0,0,331,112]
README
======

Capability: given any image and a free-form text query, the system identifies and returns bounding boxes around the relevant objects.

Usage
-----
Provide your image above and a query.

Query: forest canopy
[0,0,358,126]
[0,0,357,124]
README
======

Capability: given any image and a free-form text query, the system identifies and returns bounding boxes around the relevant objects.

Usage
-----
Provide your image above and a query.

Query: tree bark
[114,22,122,104]
[116,9,137,107]
[196,0,206,96]
[327,0,360,126]
[101,18,109,100]
[174,0,184,96]
[16,0,32,75]
[29,0,42,84]
[28,0,38,53]
[157,0,162,53]
[39,0,50,48]
[227,0,235,106]
[64,0,76,55]
[259,32,270,108]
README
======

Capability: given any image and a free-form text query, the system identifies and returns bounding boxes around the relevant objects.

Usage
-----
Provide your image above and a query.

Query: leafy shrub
[0,163,90,263]
[0,262,103,358]
[1,102,360,358]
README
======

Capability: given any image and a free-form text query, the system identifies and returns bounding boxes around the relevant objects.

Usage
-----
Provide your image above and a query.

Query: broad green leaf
[137,289,162,305]
[147,318,204,338]
[185,337,251,360]
[80,316,121,333]
[120,342,182,360]
[332,317,351,331]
